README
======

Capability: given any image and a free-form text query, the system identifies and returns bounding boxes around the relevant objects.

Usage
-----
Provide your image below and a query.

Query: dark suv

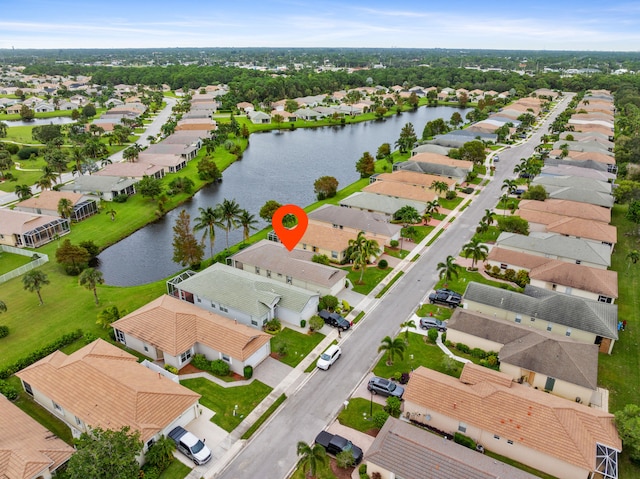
[367,376,404,398]
[318,309,351,331]
[420,317,447,332]
[428,289,462,308]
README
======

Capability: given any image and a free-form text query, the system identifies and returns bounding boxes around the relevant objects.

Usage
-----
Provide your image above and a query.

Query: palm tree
[105,207,117,222]
[348,231,381,284]
[462,238,489,269]
[218,199,242,250]
[194,206,223,258]
[57,198,74,219]
[378,335,406,366]
[481,209,496,227]
[14,184,33,200]
[431,180,448,196]
[238,209,258,243]
[296,441,327,479]
[501,179,518,195]
[499,194,510,217]
[79,268,105,305]
[437,255,460,286]
[400,319,416,344]
[425,199,440,216]
[22,270,50,306]
[626,250,640,271]
[0,300,6,314]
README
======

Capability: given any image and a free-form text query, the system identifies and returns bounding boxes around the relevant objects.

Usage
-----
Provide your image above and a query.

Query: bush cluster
[210,359,230,376]
[263,318,281,333]
[0,329,83,379]
[0,325,9,339]
[377,259,388,269]
[454,432,476,450]
[484,264,530,287]
[243,365,253,379]
[0,380,19,400]
[164,365,178,375]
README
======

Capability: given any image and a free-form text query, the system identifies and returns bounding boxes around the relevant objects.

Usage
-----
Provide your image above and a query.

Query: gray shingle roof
[308,204,401,237]
[543,186,614,208]
[462,282,618,340]
[496,232,611,267]
[339,192,426,215]
[395,160,467,181]
[60,175,138,193]
[175,263,317,316]
[532,175,612,193]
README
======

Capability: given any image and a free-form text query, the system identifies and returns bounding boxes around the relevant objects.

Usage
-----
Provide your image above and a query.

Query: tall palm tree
[431,180,448,196]
[194,206,223,258]
[626,250,640,271]
[348,231,381,284]
[437,255,460,286]
[22,270,50,306]
[218,199,242,250]
[296,441,327,479]
[79,268,105,305]
[462,238,489,269]
[238,209,258,243]
[400,319,416,344]
[481,208,496,227]
[378,335,406,366]
[105,207,117,222]
[57,198,74,219]
[14,184,33,200]
[501,179,518,195]
[425,199,440,216]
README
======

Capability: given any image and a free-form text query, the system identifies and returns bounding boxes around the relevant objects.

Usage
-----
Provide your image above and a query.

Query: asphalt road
[215,94,575,479]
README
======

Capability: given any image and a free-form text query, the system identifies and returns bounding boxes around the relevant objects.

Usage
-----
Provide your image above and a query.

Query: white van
[317,344,341,370]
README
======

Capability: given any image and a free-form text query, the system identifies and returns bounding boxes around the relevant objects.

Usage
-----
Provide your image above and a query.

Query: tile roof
[298,223,382,253]
[408,152,473,170]
[374,171,457,189]
[553,150,616,165]
[448,310,599,389]
[339,192,426,216]
[229,240,347,288]
[459,362,513,388]
[366,417,539,479]
[94,162,165,178]
[496,232,611,267]
[0,395,74,479]
[403,365,621,472]
[517,211,616,244]
[363,180,437,203]
[463,282,618,339]
[16,339,200,442]
[411,144,451,156]
[112,295,270,359]
[174,263,317,317]
[0,209,64,236]
[517,199,611,223]
[396,160,467,181]
[308,204,401,237]
[15,190,84,212]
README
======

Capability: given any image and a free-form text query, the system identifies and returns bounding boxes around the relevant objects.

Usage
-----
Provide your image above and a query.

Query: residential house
[540,164,616,183]
[0,209,70,248]
[60,175,137,201]
[14,190,98,222]
[403,364,620,479]
[33,102,55,113]
[112,295,271,374]
[6,104,23,115]
[462,281,618,353]
[294,108,323,120]
[544,157,616,175]
[94,162,165,180]
[227,240,347,296]
[362,179,438,203]
[408,152,474,173]
[411,144,451,156]
[166,262,319,328]
[176,118,216,131]
[532,175,612,194]
[308,204,401,241]
[365,417,539,479]
[248,111,271,124]
[236,101,254,113]
[371,171,457,191]
[495,232,611,269]
[339,192,426,218]
[486,247,618,303]
[446,309,601,405]
[534,184,614,208]
[16,339,202,454]
[0,395,75,479]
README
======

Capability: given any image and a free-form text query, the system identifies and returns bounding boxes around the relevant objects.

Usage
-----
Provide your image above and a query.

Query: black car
[428,290,461,308]
[318,309,351,331]
[315,431,363,465]
[420,317,447,332]
[367,376,405,398]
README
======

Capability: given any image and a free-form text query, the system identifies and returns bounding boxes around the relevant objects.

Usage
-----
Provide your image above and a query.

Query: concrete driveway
[326,420,376,458]
[174,405,228,470]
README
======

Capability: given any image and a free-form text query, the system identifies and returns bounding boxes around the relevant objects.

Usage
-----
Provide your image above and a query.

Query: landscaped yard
[343,264,393,295]
[438,195,464,210]
[337,397,385,432]
[402,224,434,243]
[434,266,520,294]
[271,327,325,367]
[158,459,192,479]
[0,251,35,275]
[180,377,272,432]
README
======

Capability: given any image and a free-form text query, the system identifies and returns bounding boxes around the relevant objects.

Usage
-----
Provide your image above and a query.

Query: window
[251,320,258,326]
[552,283,557,290]
[566,328,572,337]
[530,316,536,322]
[302,244,307,250]
[547,322,553,331]
[266,270,271,278]
[598,295,613,303]
[75,416,83,426]
[458,422,467,433]
[220,305,228,312]
[52,401,64,415]
[211,302,216,308]
[500,263,508,270]
[332,224,338,229]
[23,382,33,396]
[115,329,126,344]
[331,251,338,259]
[144,345,149,352]
[277,273,282,277]
[312,246,318,252]
[221,353,230,362]
[575,260,581,265]
[179,348,193,364]
[255,266,260,274]
[515,314,522,324]
[507,439,514,445]
[494,435,500,440]
[197,297,201,302]
[147,438,155,450]
[286,276,292,284]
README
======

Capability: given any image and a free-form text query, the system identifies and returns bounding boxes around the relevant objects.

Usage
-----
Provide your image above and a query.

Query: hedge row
[0,329,84,379]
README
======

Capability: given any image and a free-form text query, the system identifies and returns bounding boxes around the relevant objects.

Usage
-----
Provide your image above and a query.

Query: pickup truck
[168,426,212,466]
[318,309,351,331]
[428,290,462,308]
[314,430,363,464]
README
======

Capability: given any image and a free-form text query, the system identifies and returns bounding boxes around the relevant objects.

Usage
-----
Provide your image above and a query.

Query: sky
[1,0,640,52]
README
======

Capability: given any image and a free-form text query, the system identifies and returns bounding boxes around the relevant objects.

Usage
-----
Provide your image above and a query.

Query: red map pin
[272,204,308,251]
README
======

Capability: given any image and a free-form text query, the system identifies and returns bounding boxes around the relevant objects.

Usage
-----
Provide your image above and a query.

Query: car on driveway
[428,289,462,308]
[420,317,447,332]
[317,344,341,370]
[168,426,212,466]
[315,431,363,465]
[318,309,351,331]
[367,376,404,398]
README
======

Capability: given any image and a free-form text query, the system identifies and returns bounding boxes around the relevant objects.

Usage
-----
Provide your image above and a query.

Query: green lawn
[271,327,325,367]
[438,195,464,210]
[415,303,454,321]
[158,460,192,479]
[435,268,519,295]
[343,264,393,295]
[289,460,338,479]
[384,247,409,259]
[0,251,35,275]
[402,225,434,243]
[180,377,272,432]
[337,397,385,432]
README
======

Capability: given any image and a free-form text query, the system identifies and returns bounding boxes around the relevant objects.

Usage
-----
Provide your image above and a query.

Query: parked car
[428,290,462,308]
[420,317,447,332]
[318,309,351,331]
[317,344,341,370]
[168,426,212,466]
[367,376,405,398]
[514,188,526,197]
[315,430,363,464]
[494,155,500,162]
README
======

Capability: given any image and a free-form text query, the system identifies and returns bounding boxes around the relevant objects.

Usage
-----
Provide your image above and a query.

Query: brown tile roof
[0,395,74,479]
[487,246,551,270]
[0,210,64,236]
[16,339,200,442]
[517,199,611,223]
[15,190,84,212]
[363,180,437,203]
[459,362,513,388]
[409,152,473,170]
[546,217,616,244]
[530,261,618,298]
[571,124,614,136]
[113,295,271,359]
[94,162,165,178]
[375,171,457,189]
[404,365,621,471]
[298,223,382,253]
[551,150,615,164]
[366,417,539,479]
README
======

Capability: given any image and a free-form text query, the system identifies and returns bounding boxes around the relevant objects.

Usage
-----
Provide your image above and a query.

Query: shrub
[264,318,282,333]
[503,268,516,282]
[399,372,410,385]
[471,348,486,359]
[486,354,499,368]
[4,143,19,155]
[140,465,161,479]
[462,186,474,194]
[441,332,447,343]
[427,328,438,343]
[300,319,306,328]
[243,365,253,379]
[341,299,351,312]
[336,450,355,468]
[372,410,389,429]
[359,464,368,475]
[0,380,19,400]
[271,336,287,356]
[17,146,39,160]
[112,194,128,203]
[210,359,230,377]
[445,190,457,200]
[377,259,388,269]
[456,343,470,354]
[83,332,97,345]
[0,325,9,339]
[491,265,501,275]
[191,354,210,371]
[164,365,178,374]
[322,295,339,311]
[515,269,530,287]
[311,254,330,265]
[390,239,399,248]
[309,315,325,332]
[454,432,476,450]
[384,396,402,418]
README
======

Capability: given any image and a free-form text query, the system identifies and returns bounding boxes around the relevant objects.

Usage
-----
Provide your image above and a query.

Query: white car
[317,344,341,370]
